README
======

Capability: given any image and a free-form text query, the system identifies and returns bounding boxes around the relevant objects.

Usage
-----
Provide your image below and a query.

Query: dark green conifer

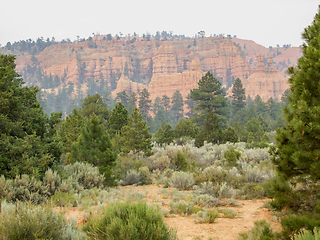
[120,108,153,156]
[70,114,116,185]
[270,8,320,236]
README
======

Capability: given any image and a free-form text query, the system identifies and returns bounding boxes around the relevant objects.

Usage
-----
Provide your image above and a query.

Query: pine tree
[195,108,223,147]
[58,108,85,155]
[154,121,174,146]
[152,96,163,114]
[109,102,129,135]
[170,90,184,124]
[222,127,238,143]
[190,71,227,127]
[0,55,62,179]
[115,91,129,109]
[231,78,246,115]
[270,7,320,236]
[174,118,199,139]
[70,114,116,185]
[79,94,110,126]
[138,88,152,123]
[127,92,137,114]
[120,108,153,156]
[161,94,170,112]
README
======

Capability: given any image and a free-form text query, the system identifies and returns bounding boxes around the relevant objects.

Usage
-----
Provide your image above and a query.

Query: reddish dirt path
[63,184,281,240]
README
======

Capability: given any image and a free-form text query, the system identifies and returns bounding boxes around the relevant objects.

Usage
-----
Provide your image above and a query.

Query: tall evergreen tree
[194,108,223,147]
[231,78,246,115]
[70,114,116,185]
[127,92,137,114]
[0,55,62,179]
[270,8,320,236]
[170,90,184,124]
[153,96,163,114]
[154,121,174,146]
[138,88,152,123]
[190,71,227,127]
[185,94,196,118]
[174,118,199,139]
[120,108,153,156]
[161,94,170,112]
[109,102,129,135]
[58,108,85,155]
[79,94,110,126]
[115,91,129,109]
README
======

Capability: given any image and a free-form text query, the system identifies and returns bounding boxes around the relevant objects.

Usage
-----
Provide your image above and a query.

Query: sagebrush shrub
[119,170,141,186]
[193,209,219,223]
[51,191,77,207]
[219,208,236,218]
[154,155,171,171]
[138,166,152,185]
[43,168,61,195]
[64,162,105,189]
[4,174,49,204]
[0,201,86,240]
[169,201,198,215]
[169,171,194,190]
[84,201,177,240]
[238,220,280,240]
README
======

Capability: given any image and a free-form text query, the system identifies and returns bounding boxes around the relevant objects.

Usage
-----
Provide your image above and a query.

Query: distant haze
[0,0,319,47]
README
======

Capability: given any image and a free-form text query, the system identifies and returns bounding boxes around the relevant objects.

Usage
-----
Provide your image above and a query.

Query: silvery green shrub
[169,171,194,190]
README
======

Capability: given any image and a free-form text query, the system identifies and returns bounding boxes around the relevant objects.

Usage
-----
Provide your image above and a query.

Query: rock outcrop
[148,57,204,102]
[111,74,146,98]
[1,36,299,104]
[241,55,289,101]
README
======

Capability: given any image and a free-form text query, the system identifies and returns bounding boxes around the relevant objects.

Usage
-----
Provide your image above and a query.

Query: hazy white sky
[0,0,319,47]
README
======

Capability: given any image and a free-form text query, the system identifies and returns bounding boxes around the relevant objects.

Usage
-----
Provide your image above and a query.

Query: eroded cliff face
[4,35,298,103]
[12,36,250,87]
[111,75,147,99]
[241,55,289,101]
[148,57,204,102]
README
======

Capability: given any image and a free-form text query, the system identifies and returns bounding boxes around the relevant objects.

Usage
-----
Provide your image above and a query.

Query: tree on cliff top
[270,7,320,237]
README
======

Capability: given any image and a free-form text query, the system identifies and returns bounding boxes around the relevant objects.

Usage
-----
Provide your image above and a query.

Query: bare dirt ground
[63,184,281,240]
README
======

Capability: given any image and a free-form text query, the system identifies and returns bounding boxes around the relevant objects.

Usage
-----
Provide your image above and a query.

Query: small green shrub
[293,228,320,240]
[281,214,320,240]
[84,201,177,240]
[0,201,86,240]
[219,208,236,218]
[51,191,77,207]
[193,209,219,223]
[138,166,153,185]
[174,151,189,171]
[242,183,266,199]
[169,201,200,215]
[224,147,241,167]
[238,220,280,240]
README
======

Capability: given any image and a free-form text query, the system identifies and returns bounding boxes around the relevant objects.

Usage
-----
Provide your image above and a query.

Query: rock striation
[111,74,146,98]
[241,55,289,101]
[148,57,204,102]
[1,36,299,103]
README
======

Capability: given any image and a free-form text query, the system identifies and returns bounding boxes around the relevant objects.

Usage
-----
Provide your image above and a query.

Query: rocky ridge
[1,35,302,103]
